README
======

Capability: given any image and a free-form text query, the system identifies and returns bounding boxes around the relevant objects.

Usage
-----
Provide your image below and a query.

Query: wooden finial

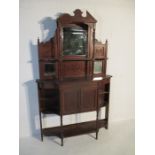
[74,9,83,17]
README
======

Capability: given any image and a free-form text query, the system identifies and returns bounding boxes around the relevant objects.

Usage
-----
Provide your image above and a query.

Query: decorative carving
[94,39,107,58]
[58,9,97,25]
[74,9,83,17]
[95,46,105,58]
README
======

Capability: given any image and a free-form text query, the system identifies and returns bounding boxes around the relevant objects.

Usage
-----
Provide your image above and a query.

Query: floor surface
[20,119,135,155]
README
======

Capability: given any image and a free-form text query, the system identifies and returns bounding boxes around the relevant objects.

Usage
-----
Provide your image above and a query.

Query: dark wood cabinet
[36,9,112,146]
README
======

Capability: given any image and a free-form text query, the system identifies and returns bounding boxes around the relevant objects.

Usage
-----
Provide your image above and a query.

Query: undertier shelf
[42,119,107,137]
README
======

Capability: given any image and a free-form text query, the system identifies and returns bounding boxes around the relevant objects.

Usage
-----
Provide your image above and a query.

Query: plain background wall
[19,0,134,138]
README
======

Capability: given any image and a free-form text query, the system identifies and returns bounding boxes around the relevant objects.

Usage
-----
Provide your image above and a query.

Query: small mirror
[94,61,102,74]
[44,63,55,76]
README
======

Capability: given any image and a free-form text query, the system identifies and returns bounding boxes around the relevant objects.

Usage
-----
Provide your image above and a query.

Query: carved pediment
[57,9,97,25]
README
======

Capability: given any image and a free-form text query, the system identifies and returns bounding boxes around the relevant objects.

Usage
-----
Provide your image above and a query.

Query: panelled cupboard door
[60,87,80,115]
[80,86,97,112]
[60,83,98,115]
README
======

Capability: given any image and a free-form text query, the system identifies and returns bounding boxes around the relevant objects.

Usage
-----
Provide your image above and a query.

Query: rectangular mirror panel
[94,61,102,74]
[44,63,56,76]
[63,26,88,56]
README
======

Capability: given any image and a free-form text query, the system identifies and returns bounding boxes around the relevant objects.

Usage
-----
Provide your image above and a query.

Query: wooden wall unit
[36,9,112,146]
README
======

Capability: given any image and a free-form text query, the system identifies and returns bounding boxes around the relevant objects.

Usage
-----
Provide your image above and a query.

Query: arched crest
[57,9,97,25]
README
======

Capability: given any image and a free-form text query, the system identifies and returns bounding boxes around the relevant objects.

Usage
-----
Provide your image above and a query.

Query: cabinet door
[80,85,97,112]
[60,87,80,115]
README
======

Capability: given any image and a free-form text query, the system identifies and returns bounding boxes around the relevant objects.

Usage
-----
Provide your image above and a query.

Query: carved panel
[62,61,85,78]
[95,43,106,58]
[39,40,52,59]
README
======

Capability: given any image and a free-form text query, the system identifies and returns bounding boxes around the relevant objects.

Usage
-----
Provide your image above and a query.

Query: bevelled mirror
[94,61,103,74]
[63,24,88,56]
[44,63,56,76]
